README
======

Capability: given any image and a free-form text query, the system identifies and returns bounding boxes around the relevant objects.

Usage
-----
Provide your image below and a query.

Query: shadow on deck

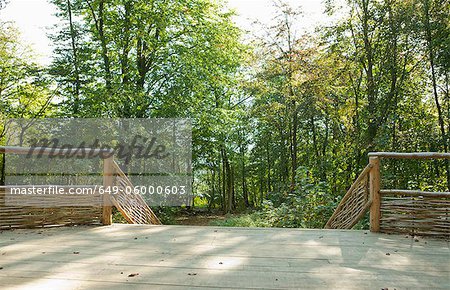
[0,224,449,289]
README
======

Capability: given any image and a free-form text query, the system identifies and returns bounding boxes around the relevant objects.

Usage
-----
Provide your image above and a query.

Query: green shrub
[209,212,271,227]
[211,167,337,229]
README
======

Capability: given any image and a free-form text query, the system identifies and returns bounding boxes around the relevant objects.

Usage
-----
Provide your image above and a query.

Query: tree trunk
[222,148,233,213]
[266,135,272,193]
[230,165,235,210]
[361,0,377,151]
[87,0,112,92]
[423,0,449,189]
[291,105,298,190]
[208,168,216,210]
[136,37,147,89]
[98,0,112,91]
[67,0,81,114]
[220,148,226,212]
[241,142,249,207]
[121,0,131,85]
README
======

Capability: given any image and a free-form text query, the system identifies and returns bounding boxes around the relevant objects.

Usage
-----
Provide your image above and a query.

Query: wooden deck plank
[0,267,449,289]
[0,224,449,289]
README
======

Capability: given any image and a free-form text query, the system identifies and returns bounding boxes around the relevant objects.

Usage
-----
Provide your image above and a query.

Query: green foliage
[212,167,336,228]
[151,207,179,225]
[0,22,54,145]
[49,0,243,118]
[260,167,335,228]
[112,208,127,224]
[210,212,271,227]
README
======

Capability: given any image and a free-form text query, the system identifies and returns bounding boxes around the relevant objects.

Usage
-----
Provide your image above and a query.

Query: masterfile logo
[4,118,193,207]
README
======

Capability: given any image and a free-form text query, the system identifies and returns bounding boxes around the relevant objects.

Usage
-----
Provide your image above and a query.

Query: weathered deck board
[0,225,449,289]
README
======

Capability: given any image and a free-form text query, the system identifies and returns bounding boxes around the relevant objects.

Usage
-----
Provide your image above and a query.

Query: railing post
[102,156,114,225]
[369,156,381,232]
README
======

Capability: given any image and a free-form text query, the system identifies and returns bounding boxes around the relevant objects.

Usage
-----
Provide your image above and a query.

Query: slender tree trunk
[121,0,131,85]
[279,125,288,183]
[209,168,216,210]
[217,161,222,211]
[387,0,400,188]
[321,116,330,180]
[98,1,112,91]
[220,149,226,212]
[87,0,112,92]
[136,37,147,89]
[67,0,81,114]
[423,0,449,189]
[223,151,233,213]
[361,0,377,150]
[241,142,249,207]
[231,165,235,210]
[291,105,298,189]
[311,115,319,158]
[266,135,271,193]
[259,165,264,207]
[136,28,159,90]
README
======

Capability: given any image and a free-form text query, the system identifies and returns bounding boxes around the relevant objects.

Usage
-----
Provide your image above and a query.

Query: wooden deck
[0,225,449,289]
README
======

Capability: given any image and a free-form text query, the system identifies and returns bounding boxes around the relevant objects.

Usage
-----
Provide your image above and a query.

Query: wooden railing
[0,146,160,229]
[325,164,372,229]
[326,152,450,238]
[110,160,161,225]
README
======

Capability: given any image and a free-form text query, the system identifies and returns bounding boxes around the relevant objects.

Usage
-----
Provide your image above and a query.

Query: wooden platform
[0,225,449,289]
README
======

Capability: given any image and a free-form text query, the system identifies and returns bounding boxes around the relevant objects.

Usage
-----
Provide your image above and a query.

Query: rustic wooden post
[102,156,114,225]
[369,156,381,232]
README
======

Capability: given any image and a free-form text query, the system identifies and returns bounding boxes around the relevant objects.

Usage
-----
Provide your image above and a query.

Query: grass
[209,212,271,227]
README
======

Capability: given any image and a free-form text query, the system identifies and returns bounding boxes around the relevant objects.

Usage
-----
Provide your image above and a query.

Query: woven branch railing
[109,161,161,225]
[0,146,110,229]
[325,164,372,229]
[0,146,161,229]
[326,152,449,238]
[380,190,449,237]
